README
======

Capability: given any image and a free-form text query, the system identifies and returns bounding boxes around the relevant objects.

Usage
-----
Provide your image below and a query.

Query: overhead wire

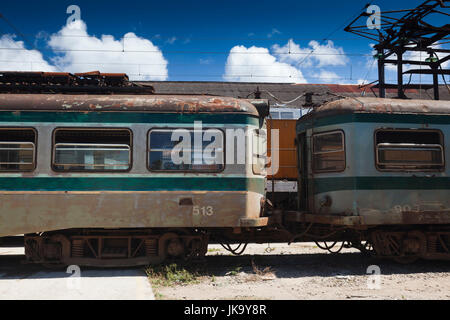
[261,91,305,104]
[0,11,64,72]
[0,46,371,56]
[294,3,371,68]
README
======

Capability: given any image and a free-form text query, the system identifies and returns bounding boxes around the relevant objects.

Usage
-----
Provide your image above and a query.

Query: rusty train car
[221,97,450,263]
[0,93,269,267]
[285,97,450,262]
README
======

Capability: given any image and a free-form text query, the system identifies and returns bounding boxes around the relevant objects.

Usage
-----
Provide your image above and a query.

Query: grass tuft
[146,263,202,288]
[251,260,273,276]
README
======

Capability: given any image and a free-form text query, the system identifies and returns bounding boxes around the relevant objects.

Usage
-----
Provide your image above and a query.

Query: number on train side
[193,206,214,216]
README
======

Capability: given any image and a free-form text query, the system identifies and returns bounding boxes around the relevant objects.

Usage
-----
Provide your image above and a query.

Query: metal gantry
[345,0,450,99]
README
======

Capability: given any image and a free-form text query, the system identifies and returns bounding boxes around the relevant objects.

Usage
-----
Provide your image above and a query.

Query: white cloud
[199,58,213,65]
[272,39,348,67]
[165,37,177,45]
[223,45,306,83]
[0,34,56,71]
[223,39,350,83]
[404,45,449,69]
[311,70,340,82]
[48,20,168,81]
[267,28,281,38]
[310,70,362,85]
[356,79,368,85]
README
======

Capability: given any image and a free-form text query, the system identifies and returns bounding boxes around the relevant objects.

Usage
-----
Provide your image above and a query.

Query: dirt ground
[1,243,449,300]
[155,243,450,300]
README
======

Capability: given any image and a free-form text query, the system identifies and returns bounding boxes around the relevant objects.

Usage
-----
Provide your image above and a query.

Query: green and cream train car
[295,97,450,261]
[0,94,269,266]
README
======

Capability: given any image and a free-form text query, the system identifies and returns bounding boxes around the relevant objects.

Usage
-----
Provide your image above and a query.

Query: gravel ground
[155,243,450,300]
[1,243,449,300]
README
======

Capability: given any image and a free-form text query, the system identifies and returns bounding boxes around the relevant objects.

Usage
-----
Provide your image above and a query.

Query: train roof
[0,94,262,116]
[299,97,450,121]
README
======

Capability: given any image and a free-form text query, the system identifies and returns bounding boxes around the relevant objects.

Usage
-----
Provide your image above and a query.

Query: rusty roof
[301,97,450,119]
[136,81,450,108]
[0,94,260,116]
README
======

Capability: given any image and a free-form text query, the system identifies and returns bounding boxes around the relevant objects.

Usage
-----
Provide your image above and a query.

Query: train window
[0,128,36,171]
[375,129,444,171]
[52,129,131,172]
[148,129,224,172]
[312,131,345,173]
[280,112,294,119]
[253,129,267,175]
[270,111,280,119]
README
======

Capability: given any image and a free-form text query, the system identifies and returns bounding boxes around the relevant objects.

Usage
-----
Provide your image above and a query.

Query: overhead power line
[0,11,64,72]
[0,59,361,67]
[0,33,390,41]
[0,46,372,56]
[295,3,371,68]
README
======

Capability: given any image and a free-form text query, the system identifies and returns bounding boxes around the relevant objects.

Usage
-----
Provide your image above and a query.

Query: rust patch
[301,97,450,121]
[402,211,450,224]
[0,94,263,116]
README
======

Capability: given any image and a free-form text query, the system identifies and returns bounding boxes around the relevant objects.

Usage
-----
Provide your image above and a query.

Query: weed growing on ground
[146,262,203,287]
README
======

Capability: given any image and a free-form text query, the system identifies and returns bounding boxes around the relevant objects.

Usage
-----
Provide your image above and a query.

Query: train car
[0,94,269,267]
[291,97,450,262]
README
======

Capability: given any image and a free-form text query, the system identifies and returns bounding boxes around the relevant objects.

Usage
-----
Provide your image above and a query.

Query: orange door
[267,119,298,180]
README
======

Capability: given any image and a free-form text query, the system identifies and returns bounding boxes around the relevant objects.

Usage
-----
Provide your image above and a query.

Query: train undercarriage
[23,229,209,268]
[19,220,450,267]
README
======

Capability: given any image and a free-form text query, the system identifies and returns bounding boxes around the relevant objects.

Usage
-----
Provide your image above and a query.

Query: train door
[297,132,308,211]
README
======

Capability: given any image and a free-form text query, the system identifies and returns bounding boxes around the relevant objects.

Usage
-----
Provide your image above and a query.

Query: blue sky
[0,0,448,83]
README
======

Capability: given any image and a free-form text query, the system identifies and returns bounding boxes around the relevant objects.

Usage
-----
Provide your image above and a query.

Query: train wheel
[392,231,426,263]
[370,230,426,263]
[167,237,186,258]
[185,237,208,260]
[159,231,208,261]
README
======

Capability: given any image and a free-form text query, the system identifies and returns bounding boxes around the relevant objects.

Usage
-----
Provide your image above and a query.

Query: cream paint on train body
[0,121,266,236]
[0,191,263,237]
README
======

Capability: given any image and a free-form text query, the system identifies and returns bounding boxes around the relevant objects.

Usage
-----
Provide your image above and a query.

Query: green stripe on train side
[312,176,450,194]
[0,176,265,194]
[297,113,450,131]
[0,111,260,125]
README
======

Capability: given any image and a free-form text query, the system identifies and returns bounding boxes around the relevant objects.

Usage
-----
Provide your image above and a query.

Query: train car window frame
[270,111,280,119]
[0,127,37,172]
[312,130,346,173]
[252,128,267,175]
[147,128,225,173]
[51,128,133,173]
[374,129,445,172]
